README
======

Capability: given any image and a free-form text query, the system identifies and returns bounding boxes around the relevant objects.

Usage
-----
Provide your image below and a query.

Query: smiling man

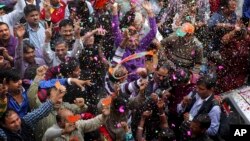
[0,22,17,64]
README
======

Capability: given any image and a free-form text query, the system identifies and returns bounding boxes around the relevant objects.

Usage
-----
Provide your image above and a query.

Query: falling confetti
[102,96,112,106]
[67,115,81,123]
[218,65,224,70]
[119,106,125,113]
[55,80,62,89]
[116,123,121,128]
[172,74,177,80]
[171,123,176,127]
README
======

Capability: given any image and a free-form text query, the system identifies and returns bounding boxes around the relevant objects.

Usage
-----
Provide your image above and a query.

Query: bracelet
[137,126,143,130]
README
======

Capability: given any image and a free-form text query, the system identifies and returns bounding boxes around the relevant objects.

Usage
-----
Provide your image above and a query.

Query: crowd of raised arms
[0,0,249,141]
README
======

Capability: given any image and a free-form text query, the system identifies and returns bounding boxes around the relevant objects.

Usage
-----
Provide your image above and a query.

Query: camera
[155,87,172,99]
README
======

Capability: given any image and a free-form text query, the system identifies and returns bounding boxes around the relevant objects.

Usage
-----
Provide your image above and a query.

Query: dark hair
[56,108,72,123]
[156,63,171,71]
[108,65,128,82]
[80,27,91,37]
[23,65,39,80]
[0,21,9,28]
[196,75,216,89]
[220,0,236,10]
[56,114,62,123]
[5,69,21,83]
[59,19,73,28]
[59,58,80,77]
[192,114,211,129]
[23,39,35,53]
[120,11,135,28]
[24,4,38,16]
[158,128,176,141]
[46,87,56,97]
[0,109,17,124]
[54,37,68,48]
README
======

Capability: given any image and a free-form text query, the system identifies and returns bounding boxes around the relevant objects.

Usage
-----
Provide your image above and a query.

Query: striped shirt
[104,74,147,97]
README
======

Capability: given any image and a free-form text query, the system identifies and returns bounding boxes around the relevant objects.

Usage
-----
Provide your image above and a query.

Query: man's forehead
[158,67,168,74]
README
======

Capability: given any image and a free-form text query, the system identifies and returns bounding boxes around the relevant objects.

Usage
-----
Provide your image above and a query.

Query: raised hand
[120,121,129,131]
[49,85,66,104]
[112,2,118,15]
[43,0,51,11]
[74,19,81,39]
[36,65,48,79]
[70,78,93,91]
[14,24,25,39]
[142,1,153,12]
[123,29,130,39]
[45,22,53,43]
[96,26,107,36]
[0,47,12,62]
[142,110,152,119]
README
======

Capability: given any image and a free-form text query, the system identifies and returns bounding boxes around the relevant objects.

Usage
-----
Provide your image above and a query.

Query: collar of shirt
[8,87,25,95]
[27,23,42,32]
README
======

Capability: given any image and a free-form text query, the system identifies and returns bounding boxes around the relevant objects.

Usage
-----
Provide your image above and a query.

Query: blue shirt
[177,92,221,136]
[27,22,46,58]
[7,88,30,118]
[7,78,68,117]
[243,0,250,18]
[39,78,68,88]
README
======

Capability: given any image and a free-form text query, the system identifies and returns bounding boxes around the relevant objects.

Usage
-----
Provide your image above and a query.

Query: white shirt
[0,0,26,35]
[43,39,83,67]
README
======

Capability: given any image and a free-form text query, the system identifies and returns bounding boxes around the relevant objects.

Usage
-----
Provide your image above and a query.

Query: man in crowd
[0,79,65,140]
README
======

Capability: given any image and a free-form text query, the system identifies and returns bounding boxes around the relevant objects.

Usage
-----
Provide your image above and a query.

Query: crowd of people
[0,0,249,140]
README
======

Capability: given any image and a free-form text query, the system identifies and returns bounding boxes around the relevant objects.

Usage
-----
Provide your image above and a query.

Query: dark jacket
[1,119,35,141]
